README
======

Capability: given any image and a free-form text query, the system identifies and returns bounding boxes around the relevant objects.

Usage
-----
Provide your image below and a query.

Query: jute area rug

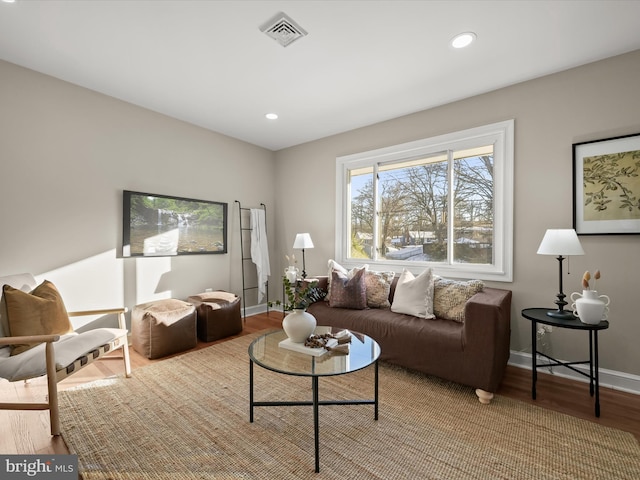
[59,332,640,479]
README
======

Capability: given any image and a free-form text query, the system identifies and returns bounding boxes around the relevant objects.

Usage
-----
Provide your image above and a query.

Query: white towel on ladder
[250,208,270,303]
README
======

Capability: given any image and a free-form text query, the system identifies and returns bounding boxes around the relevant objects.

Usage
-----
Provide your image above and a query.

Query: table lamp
[293,233,314,279]
[537,228,585,318]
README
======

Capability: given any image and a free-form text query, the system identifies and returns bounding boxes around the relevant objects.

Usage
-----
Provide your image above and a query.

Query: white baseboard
[240,303,282,317]
[509,350,640,396]
[240,303,272,317]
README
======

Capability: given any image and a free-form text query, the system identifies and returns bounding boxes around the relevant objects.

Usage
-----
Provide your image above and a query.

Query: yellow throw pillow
[3,280,73,355]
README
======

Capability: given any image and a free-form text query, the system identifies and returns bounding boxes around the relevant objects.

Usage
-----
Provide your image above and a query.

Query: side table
[521,308,609,417]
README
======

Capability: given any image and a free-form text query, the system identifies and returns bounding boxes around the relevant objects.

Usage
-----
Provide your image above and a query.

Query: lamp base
[546,309,576,320]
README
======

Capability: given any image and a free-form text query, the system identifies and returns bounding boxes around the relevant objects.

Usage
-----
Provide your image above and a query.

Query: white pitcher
[284,265,299,285]
[570,290,610,325]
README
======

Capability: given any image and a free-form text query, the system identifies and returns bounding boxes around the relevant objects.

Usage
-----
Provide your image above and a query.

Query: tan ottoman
[188,291,242,342]
[132,299,197,359]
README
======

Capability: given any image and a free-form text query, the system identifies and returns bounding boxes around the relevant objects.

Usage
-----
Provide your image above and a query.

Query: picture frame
[123,190,227,257]
[573,133,640,235]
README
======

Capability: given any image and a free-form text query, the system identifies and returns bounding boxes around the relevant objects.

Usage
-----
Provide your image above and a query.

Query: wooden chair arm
[67,307,128,330]
[0,334,61,346]
[67,307,128,317]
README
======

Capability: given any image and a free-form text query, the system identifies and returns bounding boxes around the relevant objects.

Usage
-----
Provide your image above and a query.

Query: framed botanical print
[573,133,640,235]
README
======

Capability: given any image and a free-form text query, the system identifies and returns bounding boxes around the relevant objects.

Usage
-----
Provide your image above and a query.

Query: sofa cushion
[329,267,367,309]
[3,280,74,355]
[390,269,435,319]
[434,277,484,322]
[364,270,395,308]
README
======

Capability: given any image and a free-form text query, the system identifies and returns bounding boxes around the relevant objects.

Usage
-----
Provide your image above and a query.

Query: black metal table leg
[249,359,254,423]
[374,360,379,420]
[531,320,537,400]
[589,330,594,396]
[595,331,601,417]
[312,376,320,473]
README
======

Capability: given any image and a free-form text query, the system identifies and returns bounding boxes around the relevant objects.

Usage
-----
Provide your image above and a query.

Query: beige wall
[274,50,640,379]
[0,60,276,328]
[1,49,639,382]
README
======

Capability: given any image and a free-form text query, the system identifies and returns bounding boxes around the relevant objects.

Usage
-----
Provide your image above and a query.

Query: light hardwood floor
[1,312,638,456]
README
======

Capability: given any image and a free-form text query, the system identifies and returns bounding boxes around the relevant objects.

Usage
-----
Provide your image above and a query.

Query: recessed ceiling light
[451,32,476,49]
[265,113,278,120]
[2,0,17,3]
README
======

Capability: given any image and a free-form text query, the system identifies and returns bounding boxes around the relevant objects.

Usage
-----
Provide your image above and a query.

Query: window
[336,120,514,281]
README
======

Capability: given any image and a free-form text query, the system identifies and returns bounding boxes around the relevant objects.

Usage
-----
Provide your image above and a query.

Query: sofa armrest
[462,287,512,390]
[305,276,329,294]
[463,287,512,345]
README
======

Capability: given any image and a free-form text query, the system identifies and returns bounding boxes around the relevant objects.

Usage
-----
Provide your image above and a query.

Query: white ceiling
[2,1,640,151]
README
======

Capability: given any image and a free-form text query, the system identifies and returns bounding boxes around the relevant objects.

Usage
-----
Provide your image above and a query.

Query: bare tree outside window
[348,148,494,265]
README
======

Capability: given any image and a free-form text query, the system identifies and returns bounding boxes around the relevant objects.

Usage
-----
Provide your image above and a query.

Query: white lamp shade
[293,233,314,249]
[537,229,585,256]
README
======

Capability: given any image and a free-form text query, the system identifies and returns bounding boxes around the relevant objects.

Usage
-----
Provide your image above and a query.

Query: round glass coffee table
[248,327,381,473]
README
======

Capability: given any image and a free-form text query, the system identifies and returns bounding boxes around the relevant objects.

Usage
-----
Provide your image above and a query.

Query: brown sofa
[306,276,512,404]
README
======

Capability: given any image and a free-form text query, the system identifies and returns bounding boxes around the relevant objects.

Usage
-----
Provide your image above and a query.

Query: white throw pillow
[390,268,435,319]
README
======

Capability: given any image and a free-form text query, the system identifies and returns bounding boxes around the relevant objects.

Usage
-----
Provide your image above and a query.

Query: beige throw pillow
[433,277,484,322]
[390,268,435,319]
[3,280,73,355]
[365,270,395,308]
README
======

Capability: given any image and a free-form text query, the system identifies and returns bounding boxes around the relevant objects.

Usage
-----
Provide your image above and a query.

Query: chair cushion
[0,328,127,382]
[3,280,74,355]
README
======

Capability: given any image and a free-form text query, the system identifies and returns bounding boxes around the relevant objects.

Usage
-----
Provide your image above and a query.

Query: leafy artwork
[583,149,640,221]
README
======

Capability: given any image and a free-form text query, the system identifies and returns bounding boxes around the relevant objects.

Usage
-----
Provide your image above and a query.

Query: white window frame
[335,119,514,282]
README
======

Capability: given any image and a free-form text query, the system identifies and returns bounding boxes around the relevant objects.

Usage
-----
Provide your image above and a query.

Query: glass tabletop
[248,327,381,377]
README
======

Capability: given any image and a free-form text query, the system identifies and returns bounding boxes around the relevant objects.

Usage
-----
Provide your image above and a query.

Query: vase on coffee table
[282,309,316,343]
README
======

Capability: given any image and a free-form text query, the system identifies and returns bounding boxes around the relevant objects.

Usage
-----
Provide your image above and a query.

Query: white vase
[284,265,299,285]
[570,290,610,325]
[282,309,316,343]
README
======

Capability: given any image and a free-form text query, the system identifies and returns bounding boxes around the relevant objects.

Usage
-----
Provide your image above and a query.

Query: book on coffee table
[278,337,338,356]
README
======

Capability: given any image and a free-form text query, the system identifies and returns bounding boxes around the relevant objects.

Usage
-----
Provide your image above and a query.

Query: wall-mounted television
[123,190,227,257]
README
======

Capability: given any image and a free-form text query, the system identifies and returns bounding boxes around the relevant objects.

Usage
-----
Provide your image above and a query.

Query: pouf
[132,299,197,359]
[187,291,242,342]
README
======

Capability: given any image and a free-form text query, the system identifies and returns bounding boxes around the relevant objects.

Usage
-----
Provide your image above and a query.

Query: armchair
[0,273,131,436]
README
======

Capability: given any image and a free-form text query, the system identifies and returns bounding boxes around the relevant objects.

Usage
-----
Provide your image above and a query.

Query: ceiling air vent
[260,12,308,48]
